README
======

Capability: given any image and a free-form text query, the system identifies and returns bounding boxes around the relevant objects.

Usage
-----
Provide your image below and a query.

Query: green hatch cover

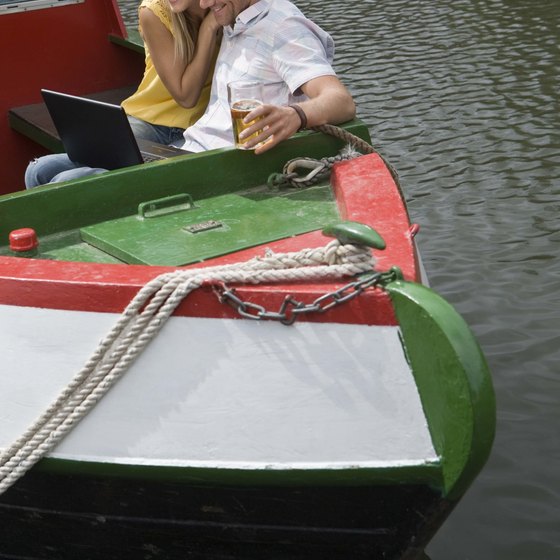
[80,188,338,266]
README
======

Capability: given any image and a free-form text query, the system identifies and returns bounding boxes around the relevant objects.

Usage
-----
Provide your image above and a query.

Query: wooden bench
[8,29,144,153]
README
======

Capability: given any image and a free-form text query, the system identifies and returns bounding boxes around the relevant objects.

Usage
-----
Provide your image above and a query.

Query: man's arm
[239,75,356,154]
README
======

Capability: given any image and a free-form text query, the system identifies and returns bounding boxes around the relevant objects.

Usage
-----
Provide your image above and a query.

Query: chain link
[214,268,402,325]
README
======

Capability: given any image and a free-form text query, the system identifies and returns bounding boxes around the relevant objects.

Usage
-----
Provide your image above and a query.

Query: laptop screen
[41,89,144,170]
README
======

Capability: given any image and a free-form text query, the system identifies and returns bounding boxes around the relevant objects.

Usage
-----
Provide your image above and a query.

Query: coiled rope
[0,240,375,495]
[268,124,399,188]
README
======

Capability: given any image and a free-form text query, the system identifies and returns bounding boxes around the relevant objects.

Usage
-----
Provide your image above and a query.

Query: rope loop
[266,123,396,189]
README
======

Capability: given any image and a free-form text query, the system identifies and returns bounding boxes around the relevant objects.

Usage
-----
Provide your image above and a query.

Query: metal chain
[214,268,402,325]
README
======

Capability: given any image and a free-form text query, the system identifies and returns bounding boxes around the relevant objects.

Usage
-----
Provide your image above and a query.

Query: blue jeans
[127,116,185,145]
[24,153,107,187]
[24,117,185,189]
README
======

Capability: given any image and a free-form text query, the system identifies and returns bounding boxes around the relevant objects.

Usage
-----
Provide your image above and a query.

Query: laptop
[41,89,187,170]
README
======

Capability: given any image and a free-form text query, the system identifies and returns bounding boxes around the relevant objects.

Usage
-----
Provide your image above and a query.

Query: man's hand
[237,76,355,154]
[238,104,302,154]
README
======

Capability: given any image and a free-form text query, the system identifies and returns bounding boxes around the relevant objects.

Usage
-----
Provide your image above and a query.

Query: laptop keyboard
[141,152,163,163]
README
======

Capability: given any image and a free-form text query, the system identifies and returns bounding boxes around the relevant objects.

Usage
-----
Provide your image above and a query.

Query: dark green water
[117,1,560,558]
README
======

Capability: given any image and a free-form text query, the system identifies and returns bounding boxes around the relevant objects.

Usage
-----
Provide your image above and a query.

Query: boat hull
[0,139,494,559]
[1,470,446,560]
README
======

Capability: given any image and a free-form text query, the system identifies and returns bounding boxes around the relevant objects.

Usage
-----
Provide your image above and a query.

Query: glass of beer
[227,80,264,150]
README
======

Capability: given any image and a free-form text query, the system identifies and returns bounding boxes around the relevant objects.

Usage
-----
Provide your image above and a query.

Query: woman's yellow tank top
[121,0,216,129]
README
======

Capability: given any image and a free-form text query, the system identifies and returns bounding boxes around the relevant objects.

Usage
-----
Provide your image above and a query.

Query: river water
[117,1,560,559]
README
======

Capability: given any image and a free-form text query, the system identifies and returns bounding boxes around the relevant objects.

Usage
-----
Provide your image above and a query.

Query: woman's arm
[139,8,220,108]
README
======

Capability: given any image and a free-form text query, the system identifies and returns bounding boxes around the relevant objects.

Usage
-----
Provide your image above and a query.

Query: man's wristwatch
[288,104,308,131]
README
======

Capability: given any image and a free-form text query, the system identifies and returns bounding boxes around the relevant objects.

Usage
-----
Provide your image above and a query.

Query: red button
[9,228,38,252]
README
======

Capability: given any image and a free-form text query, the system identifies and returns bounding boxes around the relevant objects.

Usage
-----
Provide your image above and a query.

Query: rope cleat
[322,221,386,250]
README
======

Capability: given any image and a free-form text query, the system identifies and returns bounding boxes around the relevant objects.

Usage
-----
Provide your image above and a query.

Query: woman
[25,0,220,188]
[123,0,221,144]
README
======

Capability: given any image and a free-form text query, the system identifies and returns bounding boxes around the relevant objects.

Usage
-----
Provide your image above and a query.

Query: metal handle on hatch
[137,193,195,219]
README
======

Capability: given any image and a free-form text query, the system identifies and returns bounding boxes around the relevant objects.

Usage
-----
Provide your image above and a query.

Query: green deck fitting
[80,186,338,266]
[322,221,386,249]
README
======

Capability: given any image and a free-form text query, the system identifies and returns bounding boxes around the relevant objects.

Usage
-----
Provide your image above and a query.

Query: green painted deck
[80,185,337,266]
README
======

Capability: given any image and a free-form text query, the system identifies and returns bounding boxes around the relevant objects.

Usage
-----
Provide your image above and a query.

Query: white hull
[1,303,437,470]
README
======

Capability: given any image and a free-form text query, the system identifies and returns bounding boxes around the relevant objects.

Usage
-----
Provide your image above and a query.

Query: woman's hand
[200,11,221,36]
[141,6,221,108]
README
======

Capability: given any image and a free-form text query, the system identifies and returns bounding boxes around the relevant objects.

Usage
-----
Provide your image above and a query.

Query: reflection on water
[117,1,560,559]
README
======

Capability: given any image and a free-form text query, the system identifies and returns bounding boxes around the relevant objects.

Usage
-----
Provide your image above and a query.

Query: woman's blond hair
[168,5,199,63]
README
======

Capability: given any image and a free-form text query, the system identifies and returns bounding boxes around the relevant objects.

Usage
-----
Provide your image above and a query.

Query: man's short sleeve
[271,17,336,95]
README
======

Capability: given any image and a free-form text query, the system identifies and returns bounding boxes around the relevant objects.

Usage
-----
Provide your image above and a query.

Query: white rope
[0,240,375,495]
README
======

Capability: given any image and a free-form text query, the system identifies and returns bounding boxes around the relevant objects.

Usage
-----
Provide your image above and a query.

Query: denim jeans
[24,153,107,188]
[127,116,185,145]
[24,117,186,189]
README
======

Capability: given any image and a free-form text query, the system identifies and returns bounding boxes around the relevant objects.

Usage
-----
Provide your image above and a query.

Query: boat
[0,2,496,559]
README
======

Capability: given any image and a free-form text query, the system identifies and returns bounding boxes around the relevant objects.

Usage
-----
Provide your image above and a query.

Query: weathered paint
[79,187,339,266]
[330,154,420,281]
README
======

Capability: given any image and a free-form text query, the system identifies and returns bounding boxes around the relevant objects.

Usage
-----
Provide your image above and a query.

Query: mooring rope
[268,124,399,188]
[313,123,377,155]
[0,240,375,495]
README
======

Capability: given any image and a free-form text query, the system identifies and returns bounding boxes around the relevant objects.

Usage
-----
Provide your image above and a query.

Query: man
[178,0,356,153]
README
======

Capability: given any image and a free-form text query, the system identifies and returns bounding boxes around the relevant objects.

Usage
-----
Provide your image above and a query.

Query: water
[117,1,560,558]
